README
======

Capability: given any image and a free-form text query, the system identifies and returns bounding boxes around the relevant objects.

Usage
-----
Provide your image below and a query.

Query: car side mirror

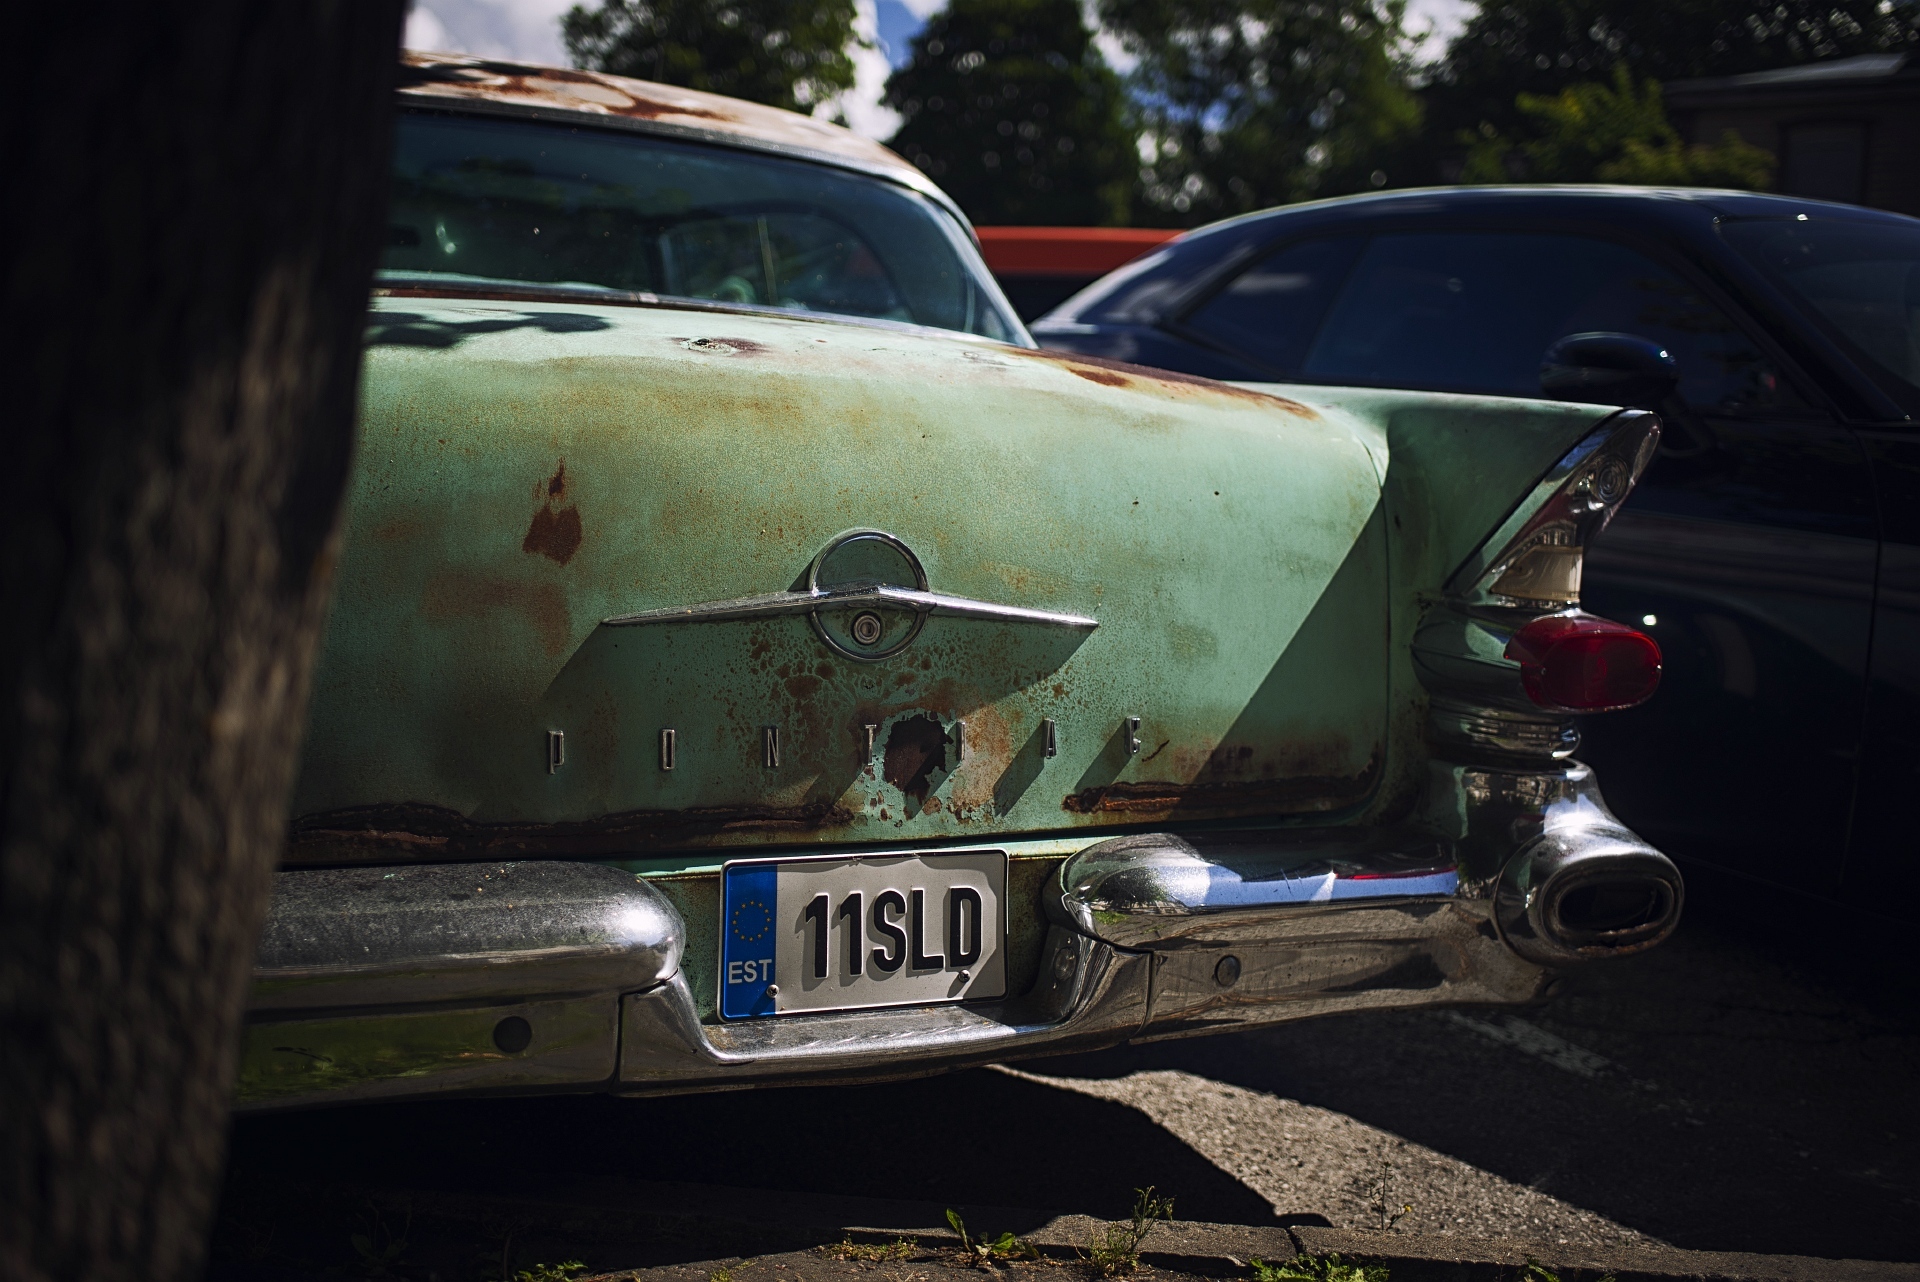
[1540,332,1680,408]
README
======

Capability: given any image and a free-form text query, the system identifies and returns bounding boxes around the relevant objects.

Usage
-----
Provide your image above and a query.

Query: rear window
[383,111,1022,343]
[1298,232,1799,412]
[1179,238,1364,373]
[1722,216,1920,402]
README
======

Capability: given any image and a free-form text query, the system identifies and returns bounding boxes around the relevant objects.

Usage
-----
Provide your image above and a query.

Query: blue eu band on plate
[720,851,1008,1019]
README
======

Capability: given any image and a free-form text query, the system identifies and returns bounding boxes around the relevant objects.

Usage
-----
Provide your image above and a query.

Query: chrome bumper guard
[241,764,1677,1108]
[239,861,681,1110]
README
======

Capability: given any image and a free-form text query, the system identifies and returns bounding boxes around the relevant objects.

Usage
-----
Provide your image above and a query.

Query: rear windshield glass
[1722,217,1920,396]
[383,111,1022,343]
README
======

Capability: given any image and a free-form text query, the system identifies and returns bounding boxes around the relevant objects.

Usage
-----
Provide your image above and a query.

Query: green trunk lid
[292,299,1392,859]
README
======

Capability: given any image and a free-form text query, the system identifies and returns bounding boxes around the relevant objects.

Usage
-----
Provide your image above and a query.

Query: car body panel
[289,297,1613,866]
[1035,184,1920,914]
[297,301,1371,857]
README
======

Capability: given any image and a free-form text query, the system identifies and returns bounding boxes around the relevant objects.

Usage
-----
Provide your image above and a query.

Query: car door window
[1177,237,1364,373]
[1301,232,1804,412]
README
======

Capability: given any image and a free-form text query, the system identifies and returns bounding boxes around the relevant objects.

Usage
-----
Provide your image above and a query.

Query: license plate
[720,850,1007,1019]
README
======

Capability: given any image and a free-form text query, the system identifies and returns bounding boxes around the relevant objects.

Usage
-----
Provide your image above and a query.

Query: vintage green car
[237,53,1681,1109]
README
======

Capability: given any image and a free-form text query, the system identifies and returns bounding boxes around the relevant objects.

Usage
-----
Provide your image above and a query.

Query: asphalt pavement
[217,906,1920,1270]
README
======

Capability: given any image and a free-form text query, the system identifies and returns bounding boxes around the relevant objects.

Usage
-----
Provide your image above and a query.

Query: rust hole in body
[884,715,948,804]
[681,336,768,356]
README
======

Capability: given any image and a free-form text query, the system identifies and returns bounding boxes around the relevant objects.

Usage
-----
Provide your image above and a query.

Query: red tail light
[1505,613,1662,713]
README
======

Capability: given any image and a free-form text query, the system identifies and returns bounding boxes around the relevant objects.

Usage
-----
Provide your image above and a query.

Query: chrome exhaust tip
[1495,828,1683,967]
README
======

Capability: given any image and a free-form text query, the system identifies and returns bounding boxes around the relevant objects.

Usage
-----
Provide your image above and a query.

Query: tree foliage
[563,0,859,112]
[1429,0,1920,145]
[1462,65,1776,188]
[1100,0,1423,223]
[884,0,1136,225]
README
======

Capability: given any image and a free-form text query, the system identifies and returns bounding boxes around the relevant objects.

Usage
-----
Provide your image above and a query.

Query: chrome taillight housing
[1448,410,1660,610]
[1413,409,1664,764]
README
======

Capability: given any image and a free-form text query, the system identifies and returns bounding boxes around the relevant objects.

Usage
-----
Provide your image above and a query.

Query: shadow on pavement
[1032,913,1920,1261]
[219,913,1920,1264]
[224,1060,1280,1231]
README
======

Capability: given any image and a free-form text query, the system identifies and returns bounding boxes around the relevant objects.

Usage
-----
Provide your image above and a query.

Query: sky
[403,0,1476,140]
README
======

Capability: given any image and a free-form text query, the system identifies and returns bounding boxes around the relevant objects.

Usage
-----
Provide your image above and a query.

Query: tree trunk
[0,6,405,1279]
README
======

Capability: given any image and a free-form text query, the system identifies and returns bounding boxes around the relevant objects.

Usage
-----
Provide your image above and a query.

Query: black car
[1034,186,1920,919]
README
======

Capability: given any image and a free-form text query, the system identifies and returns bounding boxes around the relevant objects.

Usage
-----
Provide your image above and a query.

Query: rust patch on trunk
[522,508,582,564]
[523,462,583,564]
[883,714,948,804]
[286,799,858,865]
[1064,747,1380,817]
[421,572,571,657]
[1018,349,1319,416]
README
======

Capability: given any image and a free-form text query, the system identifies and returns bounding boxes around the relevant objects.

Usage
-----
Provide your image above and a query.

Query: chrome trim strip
[602,583,1098,630]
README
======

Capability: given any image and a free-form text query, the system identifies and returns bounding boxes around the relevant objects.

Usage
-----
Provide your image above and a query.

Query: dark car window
[1179,237,1364,373]
[1721,216,1920,399]
[383,111,1021,342]
[1300,232,1802,412]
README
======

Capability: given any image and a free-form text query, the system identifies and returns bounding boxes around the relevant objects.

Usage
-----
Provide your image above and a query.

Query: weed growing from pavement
[350,1202,411,1277]
[515,1264,587,1282]
[1514,1260,1615,1282]
[1360,1162,1411,1232]
[825,1237,920,1262]
[946,1210,1041,1267]
[709,1268,736,1282]
[1077,1187,1174,1277]
[1250,1254,1387,1282]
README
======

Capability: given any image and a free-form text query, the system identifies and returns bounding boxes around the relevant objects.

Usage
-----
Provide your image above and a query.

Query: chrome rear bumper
[240,764,1678,1110]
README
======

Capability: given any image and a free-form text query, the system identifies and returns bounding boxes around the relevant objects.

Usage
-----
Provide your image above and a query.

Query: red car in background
[975,226,1178,320]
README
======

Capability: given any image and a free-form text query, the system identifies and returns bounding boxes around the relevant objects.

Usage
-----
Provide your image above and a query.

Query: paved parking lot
[220,907,1920,1267]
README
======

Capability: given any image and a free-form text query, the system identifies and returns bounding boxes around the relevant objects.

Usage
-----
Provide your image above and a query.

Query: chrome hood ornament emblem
[603,528,1097,661]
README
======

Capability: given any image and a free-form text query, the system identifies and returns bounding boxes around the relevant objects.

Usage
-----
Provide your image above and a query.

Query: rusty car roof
[396,52,968,227]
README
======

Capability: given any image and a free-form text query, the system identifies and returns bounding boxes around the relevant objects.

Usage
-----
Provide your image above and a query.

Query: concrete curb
[1289,1226,1920,1281]
[369,1180,1919,1282]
